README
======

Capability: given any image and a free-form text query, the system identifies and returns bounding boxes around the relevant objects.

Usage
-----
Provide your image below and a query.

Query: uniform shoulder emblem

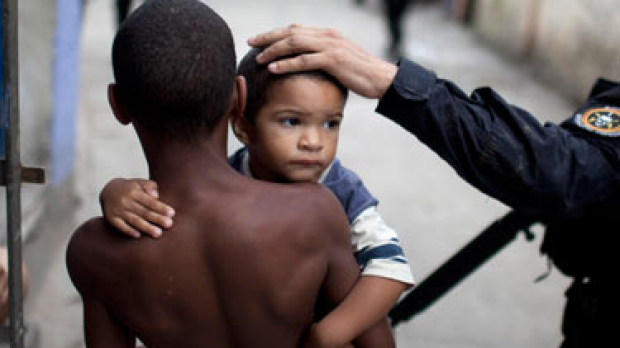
[573,106,620,137]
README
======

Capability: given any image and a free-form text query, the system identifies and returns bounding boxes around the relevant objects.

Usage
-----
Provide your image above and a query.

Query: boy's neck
[140,123,232,188]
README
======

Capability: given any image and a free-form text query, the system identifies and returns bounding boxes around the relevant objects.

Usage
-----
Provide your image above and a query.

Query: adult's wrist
[376,59,437,118]
[372,60,398,99]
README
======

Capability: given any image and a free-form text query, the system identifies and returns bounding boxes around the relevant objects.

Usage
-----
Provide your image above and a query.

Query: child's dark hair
[112,0,236,141]
[237,47,348,123]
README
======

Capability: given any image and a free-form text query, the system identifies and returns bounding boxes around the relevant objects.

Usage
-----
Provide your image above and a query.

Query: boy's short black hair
[112,0,236,141]
[237,47,348,123]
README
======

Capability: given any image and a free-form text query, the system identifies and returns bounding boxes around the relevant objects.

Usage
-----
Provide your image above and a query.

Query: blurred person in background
[351,0,412,61]
[383,0,412,61]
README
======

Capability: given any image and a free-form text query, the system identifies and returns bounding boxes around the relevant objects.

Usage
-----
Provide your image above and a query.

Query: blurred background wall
[461,0,620,102]
[1,0,82,245]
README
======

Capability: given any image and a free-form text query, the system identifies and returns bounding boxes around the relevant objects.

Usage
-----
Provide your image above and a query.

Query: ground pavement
[22,0,577,347]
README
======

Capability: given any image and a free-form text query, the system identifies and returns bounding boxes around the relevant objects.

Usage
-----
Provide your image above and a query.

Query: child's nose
[299,128,323,151]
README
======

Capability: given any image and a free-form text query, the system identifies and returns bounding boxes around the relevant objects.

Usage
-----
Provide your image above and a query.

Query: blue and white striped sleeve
[352,206,415,286]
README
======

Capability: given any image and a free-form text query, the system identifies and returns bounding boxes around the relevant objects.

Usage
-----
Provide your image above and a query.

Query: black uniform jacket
[376,59,620,279]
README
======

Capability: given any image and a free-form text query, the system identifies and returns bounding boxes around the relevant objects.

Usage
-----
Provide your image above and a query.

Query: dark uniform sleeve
[375,59,619,218]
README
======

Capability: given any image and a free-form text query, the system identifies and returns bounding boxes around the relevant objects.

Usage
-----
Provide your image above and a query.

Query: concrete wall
[470,0,620,102]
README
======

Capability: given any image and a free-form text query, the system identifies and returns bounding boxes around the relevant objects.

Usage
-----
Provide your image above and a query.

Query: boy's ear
[108,84,131,125]
[230,76,252,145]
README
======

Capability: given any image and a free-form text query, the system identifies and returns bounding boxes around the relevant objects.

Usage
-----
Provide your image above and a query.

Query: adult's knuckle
[298,54,312,67]
[288,23,303,33]
[326,49,343,64]
[287,35,302,49]
[324,28,341,38]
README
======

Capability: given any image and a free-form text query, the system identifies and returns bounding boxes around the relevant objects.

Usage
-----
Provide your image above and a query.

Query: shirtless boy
[66,0,394,347]
[101,48,414,346]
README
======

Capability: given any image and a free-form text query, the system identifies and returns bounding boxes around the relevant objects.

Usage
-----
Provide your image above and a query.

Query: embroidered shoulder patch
[573,106,620,137]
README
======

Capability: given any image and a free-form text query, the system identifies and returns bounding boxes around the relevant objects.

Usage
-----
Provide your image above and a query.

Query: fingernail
[256,53,264,63]
[167,208,175,217]
[152,228,162,237]
[164,218,173,227]
[268,62,279,73]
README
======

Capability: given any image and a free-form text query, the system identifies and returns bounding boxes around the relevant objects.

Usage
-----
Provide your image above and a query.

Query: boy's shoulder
[67,217,109,259]
[322,158,379,223]
[247,179,350,243]
[66,217,117,293]
[260,180,344,220]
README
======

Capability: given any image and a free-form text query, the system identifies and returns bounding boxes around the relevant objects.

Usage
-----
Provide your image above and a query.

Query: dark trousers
[384,0,411,50]
[560,278,616,347]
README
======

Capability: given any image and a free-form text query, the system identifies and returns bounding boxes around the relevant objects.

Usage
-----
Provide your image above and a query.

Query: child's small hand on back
[100,178,175,239]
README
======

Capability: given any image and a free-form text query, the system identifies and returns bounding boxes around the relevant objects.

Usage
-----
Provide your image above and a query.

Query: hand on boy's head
[100,178,176,239]
[248,25,397,99]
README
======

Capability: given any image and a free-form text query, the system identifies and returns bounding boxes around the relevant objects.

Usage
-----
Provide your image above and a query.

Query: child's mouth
[290,159,323,167]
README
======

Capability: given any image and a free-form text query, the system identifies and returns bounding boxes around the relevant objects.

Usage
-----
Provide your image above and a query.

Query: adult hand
[248,25,398,99]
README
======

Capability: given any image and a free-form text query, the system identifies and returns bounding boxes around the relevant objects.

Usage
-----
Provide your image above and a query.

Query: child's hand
[100,178,175,239]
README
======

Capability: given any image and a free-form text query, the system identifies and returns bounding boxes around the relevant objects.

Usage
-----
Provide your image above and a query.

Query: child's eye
[280,117,301,126]
[323,119,341,129]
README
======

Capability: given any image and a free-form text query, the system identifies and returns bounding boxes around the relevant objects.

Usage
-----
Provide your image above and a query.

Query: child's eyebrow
[272,109,344,119]
[273,109,308,117]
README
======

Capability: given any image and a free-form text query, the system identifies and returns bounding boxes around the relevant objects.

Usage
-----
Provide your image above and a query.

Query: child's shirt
[229,147,414,286]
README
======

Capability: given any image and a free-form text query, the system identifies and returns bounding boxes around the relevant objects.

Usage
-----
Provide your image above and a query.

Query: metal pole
[390,211,539,327]
[2,0,25,346]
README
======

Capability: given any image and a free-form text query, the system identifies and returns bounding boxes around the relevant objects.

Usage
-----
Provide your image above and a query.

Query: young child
[100,47,414,346]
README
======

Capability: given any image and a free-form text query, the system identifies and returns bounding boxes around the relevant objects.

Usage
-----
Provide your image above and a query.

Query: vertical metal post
[2,0,25,346]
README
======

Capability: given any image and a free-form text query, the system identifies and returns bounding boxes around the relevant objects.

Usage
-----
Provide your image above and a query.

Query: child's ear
[230,112,252,146]
[108,84,131,125]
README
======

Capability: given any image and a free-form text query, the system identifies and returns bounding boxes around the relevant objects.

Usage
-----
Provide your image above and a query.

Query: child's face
[245,77,345,183]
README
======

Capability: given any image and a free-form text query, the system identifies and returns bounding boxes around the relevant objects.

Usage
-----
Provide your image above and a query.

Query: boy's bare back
[66,1,393,347]
[68,173,360,348]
